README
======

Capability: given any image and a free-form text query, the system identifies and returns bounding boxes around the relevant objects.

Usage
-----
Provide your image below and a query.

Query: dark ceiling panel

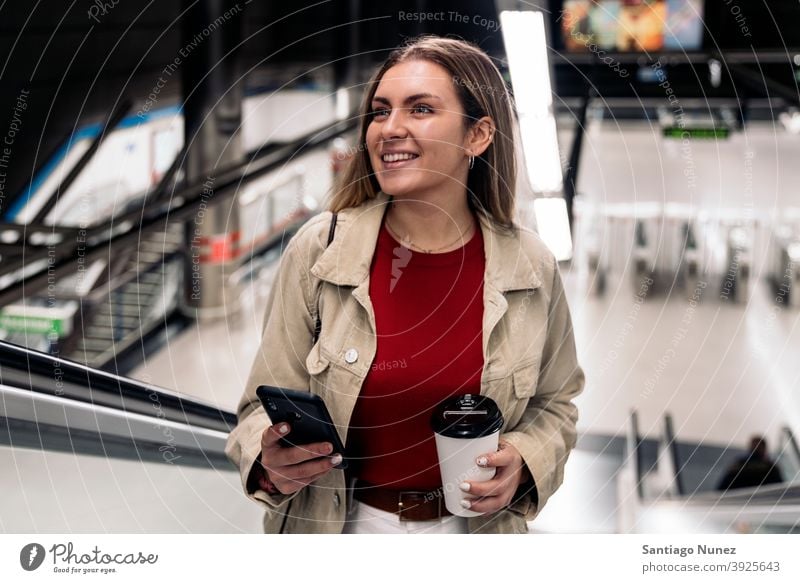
[1,0,798,211]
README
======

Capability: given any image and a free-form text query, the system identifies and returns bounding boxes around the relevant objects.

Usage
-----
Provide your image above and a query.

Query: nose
[380,108,408,141]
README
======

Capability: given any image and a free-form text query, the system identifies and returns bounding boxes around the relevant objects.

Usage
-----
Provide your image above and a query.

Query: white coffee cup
[431,394,504,517]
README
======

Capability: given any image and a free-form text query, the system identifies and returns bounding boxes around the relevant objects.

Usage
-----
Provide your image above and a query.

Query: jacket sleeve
[224,236,316,512]
[501,256,585,521]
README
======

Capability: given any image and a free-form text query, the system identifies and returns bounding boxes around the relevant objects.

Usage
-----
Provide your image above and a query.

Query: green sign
[662,127,731,139]
[0,313,67,337]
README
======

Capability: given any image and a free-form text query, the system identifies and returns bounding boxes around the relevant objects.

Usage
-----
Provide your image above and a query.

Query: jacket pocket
[512,358,540,400]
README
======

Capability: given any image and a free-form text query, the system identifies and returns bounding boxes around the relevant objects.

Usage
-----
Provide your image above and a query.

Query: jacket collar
[310,190,542,292]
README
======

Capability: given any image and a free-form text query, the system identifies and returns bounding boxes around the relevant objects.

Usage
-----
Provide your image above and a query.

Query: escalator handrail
[781,426,800,468]
[0,115,360,305]
[0,116,360,427]
[0,338,236,432]
[664,413,685,496]
[0,208,310,431]
[627,409,644,499]
[1,383,233,468]
[659,480,800,507]
[85,116,359,243]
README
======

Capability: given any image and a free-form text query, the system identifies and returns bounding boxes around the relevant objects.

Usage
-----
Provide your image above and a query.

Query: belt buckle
[397,490,441,522]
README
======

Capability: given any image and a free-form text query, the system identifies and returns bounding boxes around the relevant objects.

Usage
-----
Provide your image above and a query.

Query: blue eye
[369,108,389,120]
[411,104,433,114]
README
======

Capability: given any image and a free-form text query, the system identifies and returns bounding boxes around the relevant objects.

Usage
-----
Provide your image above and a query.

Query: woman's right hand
[258,422,341,495]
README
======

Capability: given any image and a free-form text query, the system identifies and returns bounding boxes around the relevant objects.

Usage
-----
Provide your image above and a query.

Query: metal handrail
[0,116,360,305]
[0,114,360,464]
[627,409,644,499]
[779,426,800,480]
[784,427,800,461]
[0,339,235,431]
[663,413,685,496]
[0,334,239,466]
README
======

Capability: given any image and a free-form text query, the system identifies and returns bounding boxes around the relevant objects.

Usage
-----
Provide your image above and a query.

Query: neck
[384,191,476,252]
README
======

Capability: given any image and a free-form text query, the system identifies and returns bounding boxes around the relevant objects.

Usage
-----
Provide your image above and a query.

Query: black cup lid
[430,394,503,439]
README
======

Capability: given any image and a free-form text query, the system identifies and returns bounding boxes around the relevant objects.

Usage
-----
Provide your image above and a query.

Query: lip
[379,151,420,169]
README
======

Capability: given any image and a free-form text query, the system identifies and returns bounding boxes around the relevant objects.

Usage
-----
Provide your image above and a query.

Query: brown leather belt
[352,479,452,521]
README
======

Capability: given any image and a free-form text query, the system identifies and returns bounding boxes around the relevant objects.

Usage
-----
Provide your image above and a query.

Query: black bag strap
[312,212,337,344]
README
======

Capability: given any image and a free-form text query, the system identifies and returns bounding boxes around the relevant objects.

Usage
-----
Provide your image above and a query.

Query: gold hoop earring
[468,155,475,170]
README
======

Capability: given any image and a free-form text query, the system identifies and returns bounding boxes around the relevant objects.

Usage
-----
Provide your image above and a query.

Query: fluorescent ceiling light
[335,87,350,121]
[779,110,800,134]
[500,10,563,194]
[534,197,573,261]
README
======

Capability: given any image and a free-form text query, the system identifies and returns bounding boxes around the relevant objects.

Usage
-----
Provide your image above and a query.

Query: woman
[225,35,585,534]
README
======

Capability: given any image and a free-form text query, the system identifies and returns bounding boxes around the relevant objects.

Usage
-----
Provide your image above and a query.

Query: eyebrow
[371,93,442,106]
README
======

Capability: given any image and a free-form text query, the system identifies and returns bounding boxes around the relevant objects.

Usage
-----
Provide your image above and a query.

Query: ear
[464,115,496,159]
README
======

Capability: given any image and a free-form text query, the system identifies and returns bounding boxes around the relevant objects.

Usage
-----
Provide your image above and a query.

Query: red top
[347,213,485,489]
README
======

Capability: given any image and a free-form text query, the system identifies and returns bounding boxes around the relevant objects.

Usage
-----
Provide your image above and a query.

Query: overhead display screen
[560,1,705,52]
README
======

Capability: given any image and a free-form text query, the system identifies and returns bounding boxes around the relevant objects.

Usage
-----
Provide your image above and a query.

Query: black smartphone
[256,385,348,469]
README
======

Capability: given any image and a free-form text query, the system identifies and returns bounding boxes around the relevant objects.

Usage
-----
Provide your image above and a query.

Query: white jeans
[342,499,469,534]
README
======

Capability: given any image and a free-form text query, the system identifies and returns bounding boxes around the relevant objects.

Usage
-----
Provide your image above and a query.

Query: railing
[629,409,645,499]
[777,426,800,483]
[616,410,645,532]
[0,339,235,467]
[0,116,360,306]
[0,111,359,368]
[0,111,360,467]
[618,411,800,533]
[663,413,685,497]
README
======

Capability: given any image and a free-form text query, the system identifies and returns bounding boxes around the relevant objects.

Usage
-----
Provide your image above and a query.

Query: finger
[261,423,292,448]
[476,446,513,469]
[276,470,331,495]
[462,493,510,515]
[461,478,502,498]
[272,454,342,483]
[289,465,336,488]
[273,441,334,466]
[461,466,516,498]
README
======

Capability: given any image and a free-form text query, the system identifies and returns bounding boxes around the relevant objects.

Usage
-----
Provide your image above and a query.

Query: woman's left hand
[460,440,530,514]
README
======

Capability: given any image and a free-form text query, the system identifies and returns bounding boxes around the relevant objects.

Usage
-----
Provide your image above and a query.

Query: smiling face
[365,59,474,199]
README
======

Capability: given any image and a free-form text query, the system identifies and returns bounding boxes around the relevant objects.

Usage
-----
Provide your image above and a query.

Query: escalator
[0,112,359,374]
[0,114,359,531]
[618,411,800,534]
[0,337,255,532]
[0,339,232,465]
[64,227,184,369]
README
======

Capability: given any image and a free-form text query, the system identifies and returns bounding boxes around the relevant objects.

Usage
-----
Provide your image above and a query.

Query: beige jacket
[225,190,585,533]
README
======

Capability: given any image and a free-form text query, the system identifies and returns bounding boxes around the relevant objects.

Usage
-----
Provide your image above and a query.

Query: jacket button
[344,348,358,364]
[333,492,341,506]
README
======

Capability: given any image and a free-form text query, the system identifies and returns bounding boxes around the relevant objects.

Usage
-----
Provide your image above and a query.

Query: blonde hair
[328,34,518,233]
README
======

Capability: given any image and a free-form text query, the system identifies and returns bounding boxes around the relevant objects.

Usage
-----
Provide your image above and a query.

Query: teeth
[382,153,418,162]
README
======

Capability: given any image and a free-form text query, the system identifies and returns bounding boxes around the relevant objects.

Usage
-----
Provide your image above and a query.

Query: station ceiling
[0,0,797,200]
